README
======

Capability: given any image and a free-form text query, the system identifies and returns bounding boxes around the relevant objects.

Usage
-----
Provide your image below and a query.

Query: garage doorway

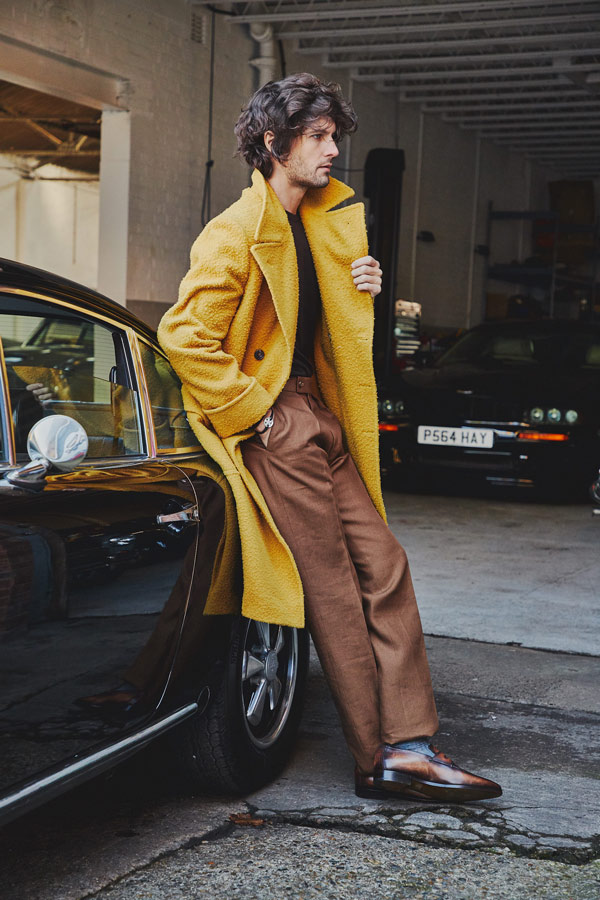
[0,79,101,288]
[0,37,129,303]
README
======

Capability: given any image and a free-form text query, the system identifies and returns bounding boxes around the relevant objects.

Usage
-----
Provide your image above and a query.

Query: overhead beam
[282,11,600,41]
[0,34,126,110]
[440,109,600,122]
[354,71,572,85]
[497,149,600,155]
[527,161,600,167]
[546,150,600,156]
[396,84,583,98]
[325,46,600,69]
[0,99,65,147]
[529,138,600,150]
[494,136,600,145]
[422,97,597,112]
[545,170,600,175]
[2,149,100,156]
[401,91,589,104]
[502,142,600,149]
[0,115,100,124]
[473,126,600,137]
[353,62,599,81]
[297,30,600,56]
[537,153,600,158]
[211,0,600,25]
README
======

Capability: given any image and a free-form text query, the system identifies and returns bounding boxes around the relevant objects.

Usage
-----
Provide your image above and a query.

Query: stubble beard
[287,159,330,191]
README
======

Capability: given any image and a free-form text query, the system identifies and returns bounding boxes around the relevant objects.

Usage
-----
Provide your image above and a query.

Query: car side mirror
[5,414,88,491]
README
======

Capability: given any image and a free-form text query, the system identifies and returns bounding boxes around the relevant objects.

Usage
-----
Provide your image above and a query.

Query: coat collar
[250,169,355,244]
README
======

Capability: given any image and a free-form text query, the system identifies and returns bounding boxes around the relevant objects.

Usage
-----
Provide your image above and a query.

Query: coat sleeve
[157,217,274,439]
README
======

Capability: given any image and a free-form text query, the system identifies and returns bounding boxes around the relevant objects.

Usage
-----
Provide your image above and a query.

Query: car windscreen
[437,327,600,371]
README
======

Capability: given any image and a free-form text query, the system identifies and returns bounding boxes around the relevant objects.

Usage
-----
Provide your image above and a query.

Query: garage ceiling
[0,80,100,176]
[208,0,600,179]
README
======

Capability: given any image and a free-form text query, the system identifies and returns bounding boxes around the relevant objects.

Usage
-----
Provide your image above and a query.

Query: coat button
[254,349,265,360]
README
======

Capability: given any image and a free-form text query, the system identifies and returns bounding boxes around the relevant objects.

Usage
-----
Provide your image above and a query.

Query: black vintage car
[378,319,600,494]
[0,259,308,825]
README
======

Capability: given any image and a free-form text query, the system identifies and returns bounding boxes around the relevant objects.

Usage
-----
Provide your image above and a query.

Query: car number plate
[417,426,494,448]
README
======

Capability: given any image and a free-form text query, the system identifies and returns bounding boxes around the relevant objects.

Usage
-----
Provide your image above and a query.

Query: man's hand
[26,382,54,406]
[352,256,382,297]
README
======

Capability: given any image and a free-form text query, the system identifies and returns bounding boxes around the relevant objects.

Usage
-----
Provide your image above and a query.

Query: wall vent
[190,9,207,44]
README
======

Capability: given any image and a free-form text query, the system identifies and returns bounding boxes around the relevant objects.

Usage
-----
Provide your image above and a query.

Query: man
[158,73,501,802]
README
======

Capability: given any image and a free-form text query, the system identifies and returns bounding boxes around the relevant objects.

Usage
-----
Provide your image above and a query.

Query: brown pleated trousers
[242,376,439,774]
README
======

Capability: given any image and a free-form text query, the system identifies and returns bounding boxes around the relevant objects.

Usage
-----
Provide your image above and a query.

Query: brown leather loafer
[355,768,389,800]
[373,744,502,803]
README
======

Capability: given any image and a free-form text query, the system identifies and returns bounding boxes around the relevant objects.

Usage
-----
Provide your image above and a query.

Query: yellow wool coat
[157,169,385,628]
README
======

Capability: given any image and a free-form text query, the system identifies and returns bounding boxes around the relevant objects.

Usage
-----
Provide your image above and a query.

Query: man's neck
[267,168,306,215]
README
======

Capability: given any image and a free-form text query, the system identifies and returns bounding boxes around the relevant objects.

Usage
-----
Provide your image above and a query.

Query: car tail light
[517,432,569,442]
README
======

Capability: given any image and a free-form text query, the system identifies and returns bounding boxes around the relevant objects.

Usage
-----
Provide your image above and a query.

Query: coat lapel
[249,172,298,358]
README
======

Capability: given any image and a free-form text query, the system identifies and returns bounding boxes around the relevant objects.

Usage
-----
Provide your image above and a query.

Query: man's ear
[264,130,275,153]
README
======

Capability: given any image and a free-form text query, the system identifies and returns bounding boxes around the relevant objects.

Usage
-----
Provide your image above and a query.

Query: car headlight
[565,409,578,425]
[395,400,405,415]
[382,399,395,415]
[530,407,544,424]
[547,408,561,423]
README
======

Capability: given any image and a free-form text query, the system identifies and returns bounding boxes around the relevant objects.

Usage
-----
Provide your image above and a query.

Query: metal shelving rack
[484,203,599,320]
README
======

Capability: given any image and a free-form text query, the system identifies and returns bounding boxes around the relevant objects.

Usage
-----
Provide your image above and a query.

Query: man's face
[282,118,340,190]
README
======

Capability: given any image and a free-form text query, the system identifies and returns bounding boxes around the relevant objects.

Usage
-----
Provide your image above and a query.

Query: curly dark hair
[235,72,358,178]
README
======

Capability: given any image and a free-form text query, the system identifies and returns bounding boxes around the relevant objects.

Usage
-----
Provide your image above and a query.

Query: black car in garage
[378,319,600,494]
[0,259,308,825]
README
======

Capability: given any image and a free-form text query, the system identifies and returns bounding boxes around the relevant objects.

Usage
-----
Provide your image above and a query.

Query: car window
[438,327,600,370]
[138,341,199,451]
[0,309,143,460]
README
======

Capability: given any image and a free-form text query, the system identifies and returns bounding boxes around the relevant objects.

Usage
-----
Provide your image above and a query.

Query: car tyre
[170,615,309,794]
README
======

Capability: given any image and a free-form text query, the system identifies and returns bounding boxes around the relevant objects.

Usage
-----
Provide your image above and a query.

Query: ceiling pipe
[249,22,277,87]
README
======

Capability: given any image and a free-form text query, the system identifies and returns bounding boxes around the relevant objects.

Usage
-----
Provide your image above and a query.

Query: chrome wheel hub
[264,650,279,681]
[241,620,298,749]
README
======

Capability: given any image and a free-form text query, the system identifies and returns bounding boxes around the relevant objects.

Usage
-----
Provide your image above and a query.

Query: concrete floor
[385,489,599,654]
[1,487,599,900]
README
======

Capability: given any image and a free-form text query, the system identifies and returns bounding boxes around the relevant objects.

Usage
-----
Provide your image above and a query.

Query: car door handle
[156,504,200,525]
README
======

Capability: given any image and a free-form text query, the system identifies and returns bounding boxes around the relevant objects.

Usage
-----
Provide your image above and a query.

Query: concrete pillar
[97,110,130,305]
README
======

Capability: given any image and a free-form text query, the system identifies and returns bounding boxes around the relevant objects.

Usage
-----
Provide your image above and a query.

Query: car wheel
[170,616,309,794]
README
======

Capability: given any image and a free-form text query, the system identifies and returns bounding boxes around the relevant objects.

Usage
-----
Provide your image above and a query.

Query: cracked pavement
[245,643,600,866]
[1,490,599,899]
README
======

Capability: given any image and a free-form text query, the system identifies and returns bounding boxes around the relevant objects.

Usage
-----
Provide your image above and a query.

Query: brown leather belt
[281,374,318,395]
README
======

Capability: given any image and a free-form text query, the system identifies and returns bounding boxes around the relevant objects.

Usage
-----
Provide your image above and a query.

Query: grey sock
[391,738,435,757]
